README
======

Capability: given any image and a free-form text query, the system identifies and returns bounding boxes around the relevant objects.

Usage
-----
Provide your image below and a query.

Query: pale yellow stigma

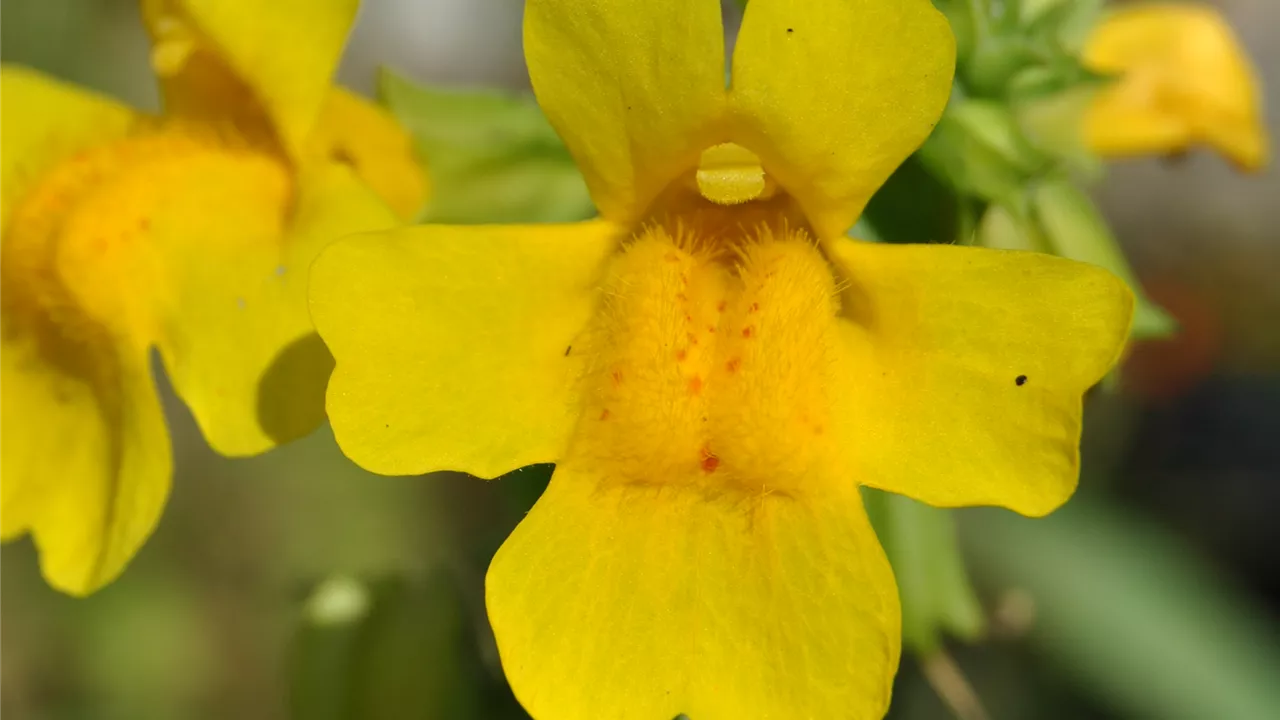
[694,143,778,206]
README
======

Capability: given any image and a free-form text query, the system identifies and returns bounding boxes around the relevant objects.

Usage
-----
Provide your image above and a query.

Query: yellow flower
[1,0,425,595]
[311,1,1132,717]
[1084,2,1269,170]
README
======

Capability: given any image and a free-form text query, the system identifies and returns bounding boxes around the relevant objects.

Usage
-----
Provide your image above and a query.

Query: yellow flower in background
[312,0,1132,717]
[1084,2,1269,170]
[1,0,425,596]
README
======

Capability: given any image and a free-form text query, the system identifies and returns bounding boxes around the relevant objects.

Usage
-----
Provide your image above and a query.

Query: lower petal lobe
[310,220,620,478]
[1,304,170,596]
[487,459,899,720]
[826,239,1133,517]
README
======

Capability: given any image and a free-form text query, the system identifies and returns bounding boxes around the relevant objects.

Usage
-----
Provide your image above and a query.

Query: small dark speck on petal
[564,345,572,356]
[786,28,794,33]
[1015,375,1028,386]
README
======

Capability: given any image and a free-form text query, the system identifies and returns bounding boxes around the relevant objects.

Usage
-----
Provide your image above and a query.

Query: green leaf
[378,68,595,224]
[964,498,1280,720]
[864,490,985,654]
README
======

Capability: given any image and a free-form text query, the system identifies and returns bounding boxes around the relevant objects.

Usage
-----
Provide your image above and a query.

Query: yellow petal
[305,88,429,222]
[1084,3,1269,170]
[826,240,1133,517]
[142,0,358,157]
[730,0,955,239]
[487,460,899,720]
[1,315,170,596]
[311,221,619,477]
[1,65,137,229]
[157,162,398,456]
[523,0,726,222]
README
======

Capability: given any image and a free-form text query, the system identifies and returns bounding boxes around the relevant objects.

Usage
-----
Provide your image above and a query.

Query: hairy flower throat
[3,133,289,341]
[569,223,847,501]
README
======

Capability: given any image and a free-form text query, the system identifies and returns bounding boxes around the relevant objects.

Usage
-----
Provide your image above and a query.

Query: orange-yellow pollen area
[2,132,290,343]
[569,222,845,502]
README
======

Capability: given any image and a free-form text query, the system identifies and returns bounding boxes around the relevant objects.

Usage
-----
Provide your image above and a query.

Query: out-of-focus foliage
[290,573,491,720]
[380,69,594,224]
[966,496,1280,720]
[864,491,985,654]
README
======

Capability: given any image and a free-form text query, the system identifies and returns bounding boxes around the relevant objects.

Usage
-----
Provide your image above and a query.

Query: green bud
[975,200,1045,252]
[1014,83,1106,178]
[964,35,1038,96]
[919,100,1047,204]
[1023,0,1106,54]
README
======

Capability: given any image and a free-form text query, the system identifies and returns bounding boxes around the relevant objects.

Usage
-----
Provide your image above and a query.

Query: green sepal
[1022,0,1106,54]
[919,100,1048,205]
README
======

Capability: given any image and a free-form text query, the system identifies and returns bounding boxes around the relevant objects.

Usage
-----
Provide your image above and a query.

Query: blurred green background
[3,1,1279,719]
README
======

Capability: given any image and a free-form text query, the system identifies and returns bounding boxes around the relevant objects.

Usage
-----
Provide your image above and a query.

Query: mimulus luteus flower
[1084,2,1268,170]
[311,0,1133,717]
[1,0,425,595]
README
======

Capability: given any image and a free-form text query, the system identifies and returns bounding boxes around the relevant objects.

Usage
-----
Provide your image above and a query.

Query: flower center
[567,220,848,501]
[2,131,290,344]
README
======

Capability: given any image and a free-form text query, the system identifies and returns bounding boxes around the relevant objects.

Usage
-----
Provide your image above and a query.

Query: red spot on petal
[687,376,702,395]
[742,326,753,338]
[676,349,687,361]
[676,292,688,302]
[611,369,624,386]
[717,301,727,312]
[600,408,611,421]
[138,218,151,231]
[707,325,716,334]
[700,446,720,473]
[726,357,741,373]
[749,302,760,313]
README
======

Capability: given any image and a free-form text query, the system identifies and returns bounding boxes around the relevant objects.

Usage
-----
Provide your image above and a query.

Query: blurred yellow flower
[311,0,1132,717]
[1084,2,1269,170]
[1,0,426,596]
